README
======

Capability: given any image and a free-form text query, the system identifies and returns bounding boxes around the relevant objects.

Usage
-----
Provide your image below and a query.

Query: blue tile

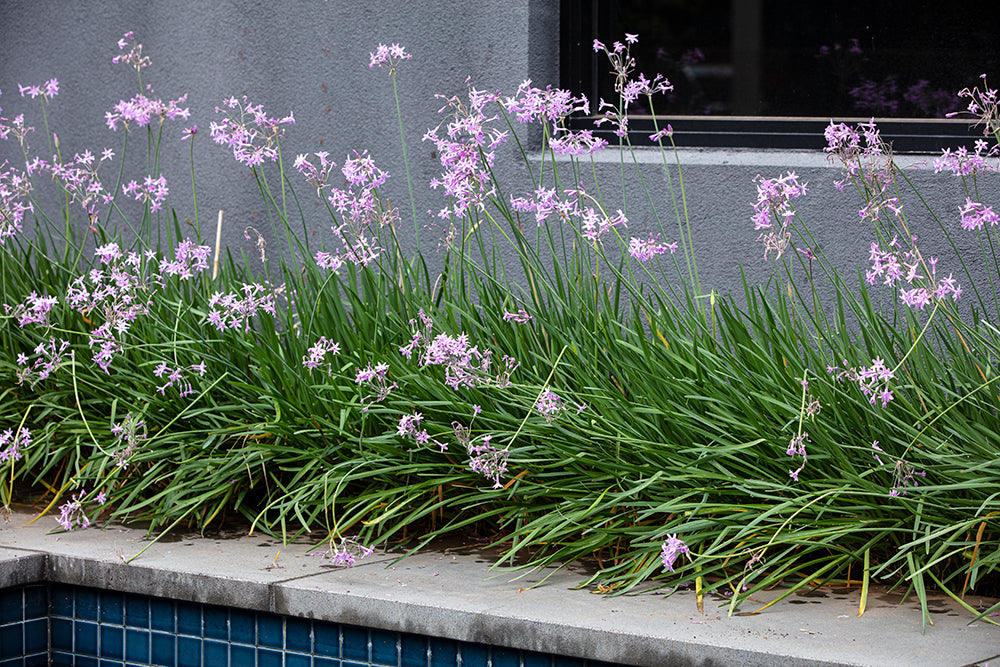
[257,612,283,648]
[258,647,283,667]
[0,658,21,667]
[25,618,47,653]
[229,608,255,644]
[0,625,22,660]
[583,661,621,667]
[76,620,100,656]
[400,634,427,667]
[458,644,490,667]
[203,606,228,641]
[203,639,227,664]
[101,625,125,659]
[314,659,342,667]
[177,635,201,667]
[125,629,150,663]
[151,631,176,665]
[0,588,21,624]
[99,660,125,667]
[101,592,125,625]
[52,652,75,667]
[24,585,46,619]
[343,662,367,667]
[76,656,99,667]
[125,595,149,628]
[150,598,174,632]
[286,652,312,667]
[175,601,202,637]
[341,625,368,662]
[491,647,520,667]
[77,589,99,621]
[229,643,255,665]
[25,655,49,667]
[314,622,340,657]
[287,616,312,652]
[523,652,553,667]
[51,585,74,617]
[371,628,398,666]
[553,658,584,667]
[429,637,457,667]
[51,617,73,651]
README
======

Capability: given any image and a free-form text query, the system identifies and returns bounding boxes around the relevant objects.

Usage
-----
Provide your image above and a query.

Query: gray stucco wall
[2,0,998,309]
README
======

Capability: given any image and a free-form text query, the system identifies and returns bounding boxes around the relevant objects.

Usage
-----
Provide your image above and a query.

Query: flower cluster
[396,412,445,450]
[18,78,59,102]
[355,362,397,411]
[106,90,190,131]
[123,173,168,212]
[207,282,279,333]
[467,434,508,489]
[399,309,519,390]
[5,291,58,328]
[294,151,336,196]
[424,84,508,222]
[949,74,1000,138]
[959,198,999,230]
[866,236,961,310]
[502,81,604,156]
[932,140,998,177]
[322,536,375,568]
[0,427,30,464]
[302,336,340,373]
[26,149,115,219]
[628,234,677,263]
[828,357,896,408]
[751,171,808,259]
[787,432,809,482]
[159,238,211,279]
[15,338,70,388]
[592,34,673,139]
[66,244,157,372]
[824,119,894,193]
[110,413,146,469]
[660,534,689,573]
[153,360,206,397]
[502,309,532,324]
[57,492,94,531]
[534,388,566,423]
[871,441,926,497]
[369,43,411,74]
[0,162,34,242]
[112,31,151,72]
[210,95,294,167]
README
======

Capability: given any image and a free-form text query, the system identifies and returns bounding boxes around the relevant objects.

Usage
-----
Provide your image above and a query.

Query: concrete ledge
[1,507,999,667]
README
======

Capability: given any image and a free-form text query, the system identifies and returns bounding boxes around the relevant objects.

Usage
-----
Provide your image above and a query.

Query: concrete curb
[1,507,998,666]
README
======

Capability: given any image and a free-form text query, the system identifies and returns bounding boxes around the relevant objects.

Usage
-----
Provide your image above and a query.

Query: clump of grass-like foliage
[2,33,1000,629]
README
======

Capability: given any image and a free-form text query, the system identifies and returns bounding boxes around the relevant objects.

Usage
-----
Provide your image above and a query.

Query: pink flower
[660,534,689,572]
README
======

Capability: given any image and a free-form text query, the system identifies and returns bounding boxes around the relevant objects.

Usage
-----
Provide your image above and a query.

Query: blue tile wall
[0,584,629,667]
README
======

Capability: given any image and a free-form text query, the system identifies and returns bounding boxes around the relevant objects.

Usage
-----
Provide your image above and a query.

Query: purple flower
[787,432,809,482]
[503,309,532,324]
[210,95,293,167]
[111,413,146,469]
[0,427,30,464]
[112,31,151,71]
[960,198,999,230]
[159,238,210,279]
[369,43,411,73]
[303,336,340,372]
[468,434,509,488]
[181,125,197,141]
[106,93,190,131]
[324,537,375,568]
[4,292,58,328]
[56,493,91,531]
[660,534,689,573]
[534,388,566,423]
[207,283,279,333]
[628,234,677,263]
[15,338,69,388]
[123,174,169,212]
[18,79,59,101]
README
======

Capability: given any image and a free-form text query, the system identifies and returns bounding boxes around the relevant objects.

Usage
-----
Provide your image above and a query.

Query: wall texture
[1,0,997,308]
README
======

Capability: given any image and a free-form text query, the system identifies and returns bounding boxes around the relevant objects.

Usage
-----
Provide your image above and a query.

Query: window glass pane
[585,0,1000,119]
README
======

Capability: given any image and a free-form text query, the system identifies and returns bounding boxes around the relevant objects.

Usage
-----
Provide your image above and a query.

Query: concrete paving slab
[1,505,999,666]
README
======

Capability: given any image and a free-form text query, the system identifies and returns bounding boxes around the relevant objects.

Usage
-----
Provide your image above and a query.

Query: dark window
[561,0,1000,151]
